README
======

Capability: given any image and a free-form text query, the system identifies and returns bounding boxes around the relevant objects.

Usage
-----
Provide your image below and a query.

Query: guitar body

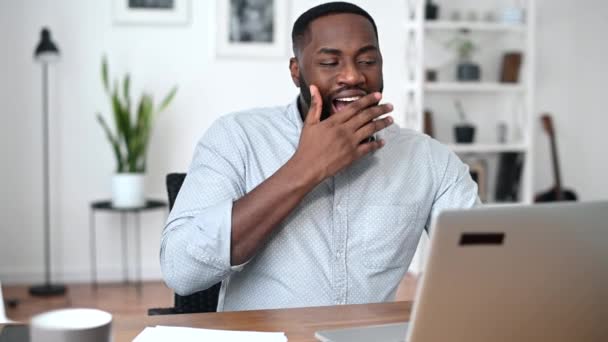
[534,114,577,203]
[535,187,577,202]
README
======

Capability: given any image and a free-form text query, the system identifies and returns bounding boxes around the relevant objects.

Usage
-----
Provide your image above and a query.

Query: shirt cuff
[189,199,249,272]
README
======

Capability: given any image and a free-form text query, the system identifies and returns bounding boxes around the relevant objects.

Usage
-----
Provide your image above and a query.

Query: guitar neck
[548,126,563,196]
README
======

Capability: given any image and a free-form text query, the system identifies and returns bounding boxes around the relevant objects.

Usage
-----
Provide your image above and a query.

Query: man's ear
[289,57,300,87]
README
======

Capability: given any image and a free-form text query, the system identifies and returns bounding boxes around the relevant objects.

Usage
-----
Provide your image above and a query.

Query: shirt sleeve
[425,138,481,232]
[160,117,248,296]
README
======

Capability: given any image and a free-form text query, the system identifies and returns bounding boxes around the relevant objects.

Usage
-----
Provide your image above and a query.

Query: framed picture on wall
[216,0,289,57]
[113,0,191,25]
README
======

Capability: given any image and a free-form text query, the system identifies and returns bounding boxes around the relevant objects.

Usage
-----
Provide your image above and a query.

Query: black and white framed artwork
[216,0,288,57]
[113,0,190,25]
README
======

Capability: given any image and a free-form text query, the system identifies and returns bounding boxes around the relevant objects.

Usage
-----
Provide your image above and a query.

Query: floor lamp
[29,28,66,297]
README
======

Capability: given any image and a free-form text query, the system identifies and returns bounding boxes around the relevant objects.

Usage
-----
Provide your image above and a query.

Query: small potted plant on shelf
[96,56,177,208]
[453,99,476,143]
[448,29,481,81]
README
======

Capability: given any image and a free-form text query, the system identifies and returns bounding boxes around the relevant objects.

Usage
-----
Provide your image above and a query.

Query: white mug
[30,308,112,342]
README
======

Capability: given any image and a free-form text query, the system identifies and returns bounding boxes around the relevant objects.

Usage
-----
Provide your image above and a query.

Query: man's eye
[319,61,338,66]
[359,60,377,65]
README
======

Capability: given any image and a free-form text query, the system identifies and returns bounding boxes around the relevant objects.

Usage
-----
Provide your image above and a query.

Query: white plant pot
[111,173,145,208]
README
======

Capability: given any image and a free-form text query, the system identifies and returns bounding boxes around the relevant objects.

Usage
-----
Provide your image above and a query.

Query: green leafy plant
[96,56,177,173]
[447,29,477,61]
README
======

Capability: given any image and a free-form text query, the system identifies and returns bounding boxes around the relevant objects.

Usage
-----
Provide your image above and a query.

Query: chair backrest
[166,173,186,211]
[165,173,221,314]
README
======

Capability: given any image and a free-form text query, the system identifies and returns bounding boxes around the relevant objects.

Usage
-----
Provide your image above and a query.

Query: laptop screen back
[407,201,608,342]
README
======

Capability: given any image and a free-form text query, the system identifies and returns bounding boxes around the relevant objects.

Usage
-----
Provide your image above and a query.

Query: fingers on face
[355,116,393,142]
[333,92,382,123]
[306,85,323,124]
[350,103,393,130]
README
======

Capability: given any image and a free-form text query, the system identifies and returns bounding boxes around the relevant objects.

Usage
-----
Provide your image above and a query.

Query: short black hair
[291,2,378,56]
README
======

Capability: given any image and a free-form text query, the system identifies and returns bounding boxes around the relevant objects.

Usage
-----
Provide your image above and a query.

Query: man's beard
[299,73,333,121]
[298,72,384,122]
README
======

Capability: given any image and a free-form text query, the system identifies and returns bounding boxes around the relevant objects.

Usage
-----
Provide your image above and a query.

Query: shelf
[423,21,525,32]
[425,82,524,93]
[482,201,530,207]
[448,143,528,154]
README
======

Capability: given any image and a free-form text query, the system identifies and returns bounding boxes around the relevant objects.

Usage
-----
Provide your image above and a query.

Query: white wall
[534,0,608,200]
[0,0,606,284]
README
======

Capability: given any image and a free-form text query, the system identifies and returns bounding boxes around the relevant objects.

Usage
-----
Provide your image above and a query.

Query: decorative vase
[425,0,439,20]
[457,61,481,81]
[454,124,476,143]
[111,173,145,208]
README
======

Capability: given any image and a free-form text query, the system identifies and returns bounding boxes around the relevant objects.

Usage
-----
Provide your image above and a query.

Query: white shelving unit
[402,0,535,205]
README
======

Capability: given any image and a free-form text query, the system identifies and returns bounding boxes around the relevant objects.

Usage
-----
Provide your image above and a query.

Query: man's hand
[291,85,394,185]
[230,85,392,265]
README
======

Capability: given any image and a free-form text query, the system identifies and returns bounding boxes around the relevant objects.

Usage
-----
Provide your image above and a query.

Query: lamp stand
[29,62,66,297]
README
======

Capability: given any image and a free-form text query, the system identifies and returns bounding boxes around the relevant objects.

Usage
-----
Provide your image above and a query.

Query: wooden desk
[115,301,412,341]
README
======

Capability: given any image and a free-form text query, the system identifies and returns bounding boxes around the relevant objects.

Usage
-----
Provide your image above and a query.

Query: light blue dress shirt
[160,99,478,311]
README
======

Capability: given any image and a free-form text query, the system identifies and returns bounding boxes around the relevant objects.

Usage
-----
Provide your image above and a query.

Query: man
[160,2,478,311]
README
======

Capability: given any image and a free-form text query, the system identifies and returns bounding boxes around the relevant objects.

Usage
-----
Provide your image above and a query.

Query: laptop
[316,201,608,342]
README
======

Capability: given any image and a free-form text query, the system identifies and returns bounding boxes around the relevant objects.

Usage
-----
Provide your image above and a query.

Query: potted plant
[453,99,476,143]
[448,29,481,81]
[96,56,177,208]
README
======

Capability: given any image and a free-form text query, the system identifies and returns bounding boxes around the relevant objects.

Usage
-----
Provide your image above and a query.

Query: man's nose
[337,62,365,86]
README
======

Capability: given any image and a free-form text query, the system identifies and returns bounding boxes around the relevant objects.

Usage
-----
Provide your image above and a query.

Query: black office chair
[148,173,222,315]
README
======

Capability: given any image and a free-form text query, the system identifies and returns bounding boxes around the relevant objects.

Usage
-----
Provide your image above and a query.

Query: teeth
[335,96,361,102]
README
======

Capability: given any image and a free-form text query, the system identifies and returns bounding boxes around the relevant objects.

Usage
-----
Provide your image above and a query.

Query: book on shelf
[495,152,525,202]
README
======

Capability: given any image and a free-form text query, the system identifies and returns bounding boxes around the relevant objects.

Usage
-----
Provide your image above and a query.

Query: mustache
[326,86,369,99]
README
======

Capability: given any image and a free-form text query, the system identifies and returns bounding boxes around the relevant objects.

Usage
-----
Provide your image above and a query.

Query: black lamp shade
[34,28,60,61]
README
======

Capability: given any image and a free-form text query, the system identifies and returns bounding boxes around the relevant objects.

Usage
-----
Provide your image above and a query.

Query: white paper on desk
[0,282,17,324]
[133,325,288,342]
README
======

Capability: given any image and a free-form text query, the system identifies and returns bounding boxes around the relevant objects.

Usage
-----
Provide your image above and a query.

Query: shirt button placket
[334,173,348,305]
[340,207,348,304]
[333,206,344,303]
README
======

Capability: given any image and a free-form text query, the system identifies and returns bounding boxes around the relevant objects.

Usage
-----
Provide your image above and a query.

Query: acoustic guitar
[535,113,577,202]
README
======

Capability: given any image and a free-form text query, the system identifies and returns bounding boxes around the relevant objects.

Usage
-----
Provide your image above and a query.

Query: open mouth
[332,96,363,113]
